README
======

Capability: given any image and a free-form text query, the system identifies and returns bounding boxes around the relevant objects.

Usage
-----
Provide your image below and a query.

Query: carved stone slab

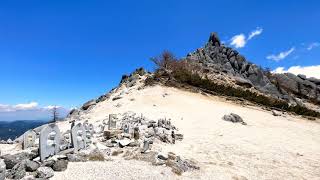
[23,130,36,149]
[39,124,61,161]
[108,114,117,130]
[71,123,86,151]
[60,131,72,151]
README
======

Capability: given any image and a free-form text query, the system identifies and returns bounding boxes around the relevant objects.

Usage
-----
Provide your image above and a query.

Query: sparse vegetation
[149,51,320,118]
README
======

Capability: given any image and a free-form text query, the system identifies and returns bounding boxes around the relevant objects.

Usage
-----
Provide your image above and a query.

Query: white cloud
[229,27,263,48]
[248,27,263,40]
[272,65,320,79]
[266,47,295,61]
[230,34,246,48]
[0,102,39,112]
[0,102,69,121]
[15,102,38,110]
[44,105,61,110]
[307,42,320,50]
[0,104,13,112]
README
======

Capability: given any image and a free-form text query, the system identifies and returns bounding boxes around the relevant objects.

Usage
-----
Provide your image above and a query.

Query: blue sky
[0,0,319,120]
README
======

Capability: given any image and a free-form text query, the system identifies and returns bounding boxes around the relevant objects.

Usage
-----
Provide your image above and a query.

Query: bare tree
[51,106,59,123]
[150,50,176,70]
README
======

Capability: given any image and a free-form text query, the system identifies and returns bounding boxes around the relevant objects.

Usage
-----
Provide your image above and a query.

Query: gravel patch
[52,159,178,180]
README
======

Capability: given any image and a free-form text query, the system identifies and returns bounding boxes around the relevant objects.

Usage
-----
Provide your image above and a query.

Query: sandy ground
[50,85,320,180]
[52,159,177,180]
[3,84,320,180]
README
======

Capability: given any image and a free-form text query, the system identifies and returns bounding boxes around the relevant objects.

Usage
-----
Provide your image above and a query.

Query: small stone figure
[133,127,140,140]
[108,114,117,130]
[71,123,86,151]
[171,130,175,144]
[141,139,150,153]
[23,130,37,149]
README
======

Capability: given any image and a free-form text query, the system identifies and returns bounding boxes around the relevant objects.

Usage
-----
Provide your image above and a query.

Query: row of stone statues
[22,121,95,161]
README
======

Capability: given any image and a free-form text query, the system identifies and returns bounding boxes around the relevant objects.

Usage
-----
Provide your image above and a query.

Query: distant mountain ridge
[0,120,49,140]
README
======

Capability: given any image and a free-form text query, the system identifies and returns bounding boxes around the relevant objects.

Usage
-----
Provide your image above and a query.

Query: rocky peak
[186,32,320,108]
[207,32,221,47]
[187,32,281,98]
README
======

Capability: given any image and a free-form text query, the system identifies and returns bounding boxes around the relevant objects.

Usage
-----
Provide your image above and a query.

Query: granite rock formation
[186,32,320,108]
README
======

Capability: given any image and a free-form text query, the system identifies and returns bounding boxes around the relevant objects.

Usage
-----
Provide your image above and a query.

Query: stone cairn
[0,120,95,179]
[102,112,182,150]
[0,112,198,179]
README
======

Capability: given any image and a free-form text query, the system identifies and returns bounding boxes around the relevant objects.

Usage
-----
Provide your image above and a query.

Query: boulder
[165,156,200,175]
[41,159,55,167]
[1,152,31,169]
[223,113,246,125]
[81,100,96,110]
[36,167,54,179]
[52,159,68,172]
[234,76,253,88]
[25,160,39,172]
[7,162,26,179]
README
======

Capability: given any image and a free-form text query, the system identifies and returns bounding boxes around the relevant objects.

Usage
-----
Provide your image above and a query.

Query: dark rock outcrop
[272,73,320,103]
[187,32,282,98]
[81,100,96,111]
[186,32,320,107]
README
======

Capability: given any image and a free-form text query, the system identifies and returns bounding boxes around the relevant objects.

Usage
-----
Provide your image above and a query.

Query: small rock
[36,167,54,179]
[223,113,246,125]
[86,150,105,161]
[1,152,31,169]
[111,149,124,156]
[272,110,281,116]
[8,162,26,179]
[103,130,122,140]
[25,160,40,172]
[118,139,131,148]
[67,154,86,162]
[112,96,122,101]
[52,160,68,172]
[157,153,168,160]
[175,133,184,141]
[141,140,150,153]
[128,141,140,147]
[41,159,55,167]
[105,141,115,148]
[21,175,35,180]
[167,152,177,160]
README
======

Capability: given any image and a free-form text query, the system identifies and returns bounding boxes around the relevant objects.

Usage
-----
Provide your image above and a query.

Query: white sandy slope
[51,84,320,180]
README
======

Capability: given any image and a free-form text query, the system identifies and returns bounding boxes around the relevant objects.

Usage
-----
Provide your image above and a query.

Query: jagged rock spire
[208,32,221,46]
